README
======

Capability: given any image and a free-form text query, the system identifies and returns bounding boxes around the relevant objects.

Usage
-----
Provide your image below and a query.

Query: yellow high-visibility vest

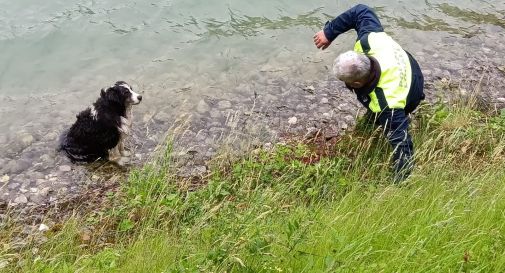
[354,32,412,113]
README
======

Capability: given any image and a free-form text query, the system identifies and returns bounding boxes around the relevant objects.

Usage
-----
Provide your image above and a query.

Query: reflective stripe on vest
[354,32,412,113]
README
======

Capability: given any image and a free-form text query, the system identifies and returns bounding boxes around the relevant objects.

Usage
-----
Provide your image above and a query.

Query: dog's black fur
[59,81,141,163]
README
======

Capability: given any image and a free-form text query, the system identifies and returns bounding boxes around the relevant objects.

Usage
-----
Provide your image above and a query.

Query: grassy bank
[3,101,505,273]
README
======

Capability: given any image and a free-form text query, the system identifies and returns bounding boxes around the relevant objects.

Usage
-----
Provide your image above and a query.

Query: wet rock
[217,100,232,109]
[154,111,171,122]
[39,154,55,165]
[210,109,223,119]
[27,171,44,180]
[21,134,34,146]
[13,195,28,204]
[29,194,47,204]
[59,165,72,172]
[303,85,315,93]
[7,182,19,190]
[4,160,31,174]
[196,100,210,113]
[42,131,59,142]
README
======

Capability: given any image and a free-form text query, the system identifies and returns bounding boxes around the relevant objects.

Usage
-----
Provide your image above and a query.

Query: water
[0,0,504,206]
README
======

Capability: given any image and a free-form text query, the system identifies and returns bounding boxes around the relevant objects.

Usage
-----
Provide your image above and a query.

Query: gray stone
[210,109,223,119]
[0,175,9,183]
[321,98,329,104]
[303,85,315,93]
[4,160,31,174]
[288,116,298,125]
[42,131,59,142]
[29,194,47,204]
[39,187,51,197]
[21,134,34,147]
[196,100,210,113]
[8,182,19,190]
[178,165,207,178]
[59,165,71,172]
[217,100,232,109]
[155,111,171,121]
[305,127,319,139]
[13,195,28,204]
[39,154,55,165]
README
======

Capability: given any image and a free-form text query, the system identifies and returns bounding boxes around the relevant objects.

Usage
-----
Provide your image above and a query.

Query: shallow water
[0,0,504,207]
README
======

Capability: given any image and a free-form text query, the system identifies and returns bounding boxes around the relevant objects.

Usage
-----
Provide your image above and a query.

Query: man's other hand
[313,30,331,50]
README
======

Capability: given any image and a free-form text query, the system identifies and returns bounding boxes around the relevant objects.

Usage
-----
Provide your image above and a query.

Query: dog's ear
[100,88,106,98]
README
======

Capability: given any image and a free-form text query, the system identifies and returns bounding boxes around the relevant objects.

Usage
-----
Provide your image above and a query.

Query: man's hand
[313,30,331,50]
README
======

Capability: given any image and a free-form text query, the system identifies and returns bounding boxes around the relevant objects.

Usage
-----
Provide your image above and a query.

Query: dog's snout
[137,95,142,101]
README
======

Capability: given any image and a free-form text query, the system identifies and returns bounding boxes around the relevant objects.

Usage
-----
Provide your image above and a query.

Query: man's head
[333,51,371,89]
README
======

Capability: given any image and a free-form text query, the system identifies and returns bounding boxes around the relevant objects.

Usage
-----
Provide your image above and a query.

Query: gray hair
[332,51,371,82]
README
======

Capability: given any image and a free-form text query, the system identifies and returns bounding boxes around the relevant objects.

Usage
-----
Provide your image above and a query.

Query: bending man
[313,4,425,182]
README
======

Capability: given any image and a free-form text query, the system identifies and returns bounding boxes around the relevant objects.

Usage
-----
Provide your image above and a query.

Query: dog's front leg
[118,117,132,157]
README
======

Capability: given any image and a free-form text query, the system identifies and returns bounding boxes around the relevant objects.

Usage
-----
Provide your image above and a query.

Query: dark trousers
[377,110,414,182]
[364,109,414,182]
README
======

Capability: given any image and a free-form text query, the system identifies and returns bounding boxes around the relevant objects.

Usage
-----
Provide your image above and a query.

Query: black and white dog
[59,81,142,164]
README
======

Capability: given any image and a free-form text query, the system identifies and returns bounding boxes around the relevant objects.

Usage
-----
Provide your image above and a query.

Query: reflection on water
[435,3,505,29]
[200,8,326,38]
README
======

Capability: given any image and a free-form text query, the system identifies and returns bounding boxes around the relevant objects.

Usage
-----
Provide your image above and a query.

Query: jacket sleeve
[323,4,384,42]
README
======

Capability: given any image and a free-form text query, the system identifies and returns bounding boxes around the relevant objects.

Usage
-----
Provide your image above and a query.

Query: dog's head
[100,81,142,106]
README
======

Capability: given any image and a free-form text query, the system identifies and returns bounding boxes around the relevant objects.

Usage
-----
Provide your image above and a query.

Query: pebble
[210,109,223,119]
[8,182,19,190]
[38,224,50,232]
[217,100,232,109]
[59,165,71,172]
[4,160,31,174]
[154,111,171,122]
[21,134,34,146]
[196,100,210,113]
[321,98,329,104]
[41,131,58,142]
[288,117,298,125]
[303,85,315,93]
[14,195,28,204]
[0,175,9,183]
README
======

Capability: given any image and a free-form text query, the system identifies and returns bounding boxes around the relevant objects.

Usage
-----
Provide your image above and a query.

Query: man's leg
[377,109,414,183]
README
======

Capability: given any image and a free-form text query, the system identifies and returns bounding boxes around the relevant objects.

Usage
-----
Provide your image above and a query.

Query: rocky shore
[0,50,504,228]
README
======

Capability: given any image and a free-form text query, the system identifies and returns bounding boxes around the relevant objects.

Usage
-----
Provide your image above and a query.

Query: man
[313,4,425,182]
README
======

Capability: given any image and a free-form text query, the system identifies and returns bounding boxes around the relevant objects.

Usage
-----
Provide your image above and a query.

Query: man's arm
[314,4,384,49]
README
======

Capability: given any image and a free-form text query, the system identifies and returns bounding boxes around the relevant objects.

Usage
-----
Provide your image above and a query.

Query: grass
[2,100,505,273]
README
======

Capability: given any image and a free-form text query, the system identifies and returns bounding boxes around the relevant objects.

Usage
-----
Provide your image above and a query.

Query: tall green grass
[3,101,505,273]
